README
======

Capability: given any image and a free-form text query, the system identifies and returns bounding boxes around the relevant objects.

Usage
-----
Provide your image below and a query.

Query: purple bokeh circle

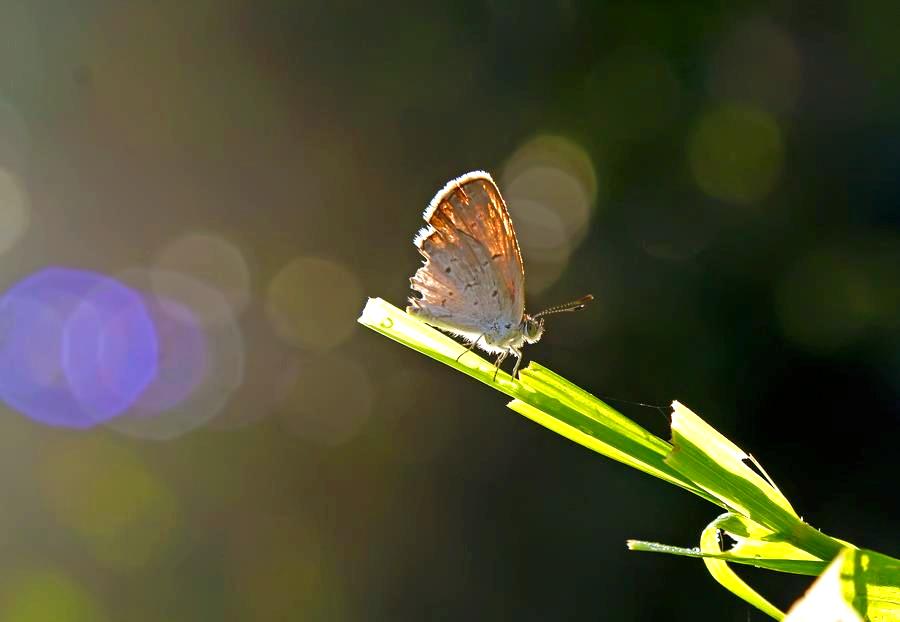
[0,268,158,428]
[127,297,208,416]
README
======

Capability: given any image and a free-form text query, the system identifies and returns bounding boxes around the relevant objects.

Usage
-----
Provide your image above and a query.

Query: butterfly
[407,170,592,379]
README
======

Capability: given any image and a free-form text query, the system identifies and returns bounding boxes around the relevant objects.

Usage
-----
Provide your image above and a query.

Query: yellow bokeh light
[506,167,592,245]
[266,257,362,350]
[0,567,106,622]
[503,134,598,206]
[501,135,598,292]
[38,436,179,570]
[154,232,251,319]
[498,197,571,294]
[0,169,29,254]
[688,104,784,204]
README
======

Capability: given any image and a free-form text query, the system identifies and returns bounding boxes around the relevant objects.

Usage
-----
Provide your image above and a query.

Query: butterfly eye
[523,316,544,343]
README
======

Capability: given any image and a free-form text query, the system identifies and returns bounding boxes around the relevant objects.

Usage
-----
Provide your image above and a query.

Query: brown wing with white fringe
[407,171,525,346]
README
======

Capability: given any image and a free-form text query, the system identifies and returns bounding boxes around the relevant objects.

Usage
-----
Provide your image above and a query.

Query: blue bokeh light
[0,268,158,428]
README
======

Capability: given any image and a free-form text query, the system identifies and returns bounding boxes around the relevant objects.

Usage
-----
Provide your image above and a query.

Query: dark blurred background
[0,0,897,620]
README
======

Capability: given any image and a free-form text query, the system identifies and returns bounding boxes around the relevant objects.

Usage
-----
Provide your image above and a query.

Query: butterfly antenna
[533,294,594,318]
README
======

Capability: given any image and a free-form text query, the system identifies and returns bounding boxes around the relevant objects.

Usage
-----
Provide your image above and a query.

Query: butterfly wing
[407,171,525,350]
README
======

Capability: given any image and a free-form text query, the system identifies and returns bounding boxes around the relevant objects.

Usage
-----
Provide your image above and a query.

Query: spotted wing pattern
[407,171,525,350]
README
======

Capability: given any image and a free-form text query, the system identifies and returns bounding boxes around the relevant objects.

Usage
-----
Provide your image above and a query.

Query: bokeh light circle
[39,436,178,570]
[125,297,208,414]
[104,269,244,440]
[509,198,570,256]
[63,278,160,422]
[154,232,251,320]
[688,104,784,205]
[502,134,598,235]
[0,567,107,622]
[277,354,373,446]
[265,257,362,350]
[501,135,598,292]
[0,268,158,428]
[0,168,30,254]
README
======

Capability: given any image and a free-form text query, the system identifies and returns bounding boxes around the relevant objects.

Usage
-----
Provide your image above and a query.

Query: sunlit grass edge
[358,297,900,621]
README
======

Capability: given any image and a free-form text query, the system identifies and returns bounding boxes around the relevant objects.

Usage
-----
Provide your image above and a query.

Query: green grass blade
[841,549,900,621]
[699,513,785,620]
[664,402,845,561]
[360,297,900,618]
[627,540,827,576]
[517,363,670,454]
[358,297,523,398]
[666,401,798,522]
[506,399,716,502]
[513,365,719,503]
[359,298,714,501]
[629,513,900,615]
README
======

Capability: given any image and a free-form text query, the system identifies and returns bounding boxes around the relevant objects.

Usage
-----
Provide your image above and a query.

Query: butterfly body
[407,170,589,377]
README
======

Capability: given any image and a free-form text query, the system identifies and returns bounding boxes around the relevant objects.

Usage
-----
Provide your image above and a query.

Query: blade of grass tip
[358,298,526,400]
[667,401,798,522]
[626,538,827,576]
[666,402,845,561]
[700,513,785,620]
[747,452,785,498]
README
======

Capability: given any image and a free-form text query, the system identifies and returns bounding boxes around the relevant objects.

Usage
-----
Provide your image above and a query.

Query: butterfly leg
[492,350,509,381]
[510,347,524,379]
[456,334,484,363]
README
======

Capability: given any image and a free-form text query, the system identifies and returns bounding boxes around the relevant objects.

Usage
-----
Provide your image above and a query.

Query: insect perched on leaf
[407,171,592,379]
